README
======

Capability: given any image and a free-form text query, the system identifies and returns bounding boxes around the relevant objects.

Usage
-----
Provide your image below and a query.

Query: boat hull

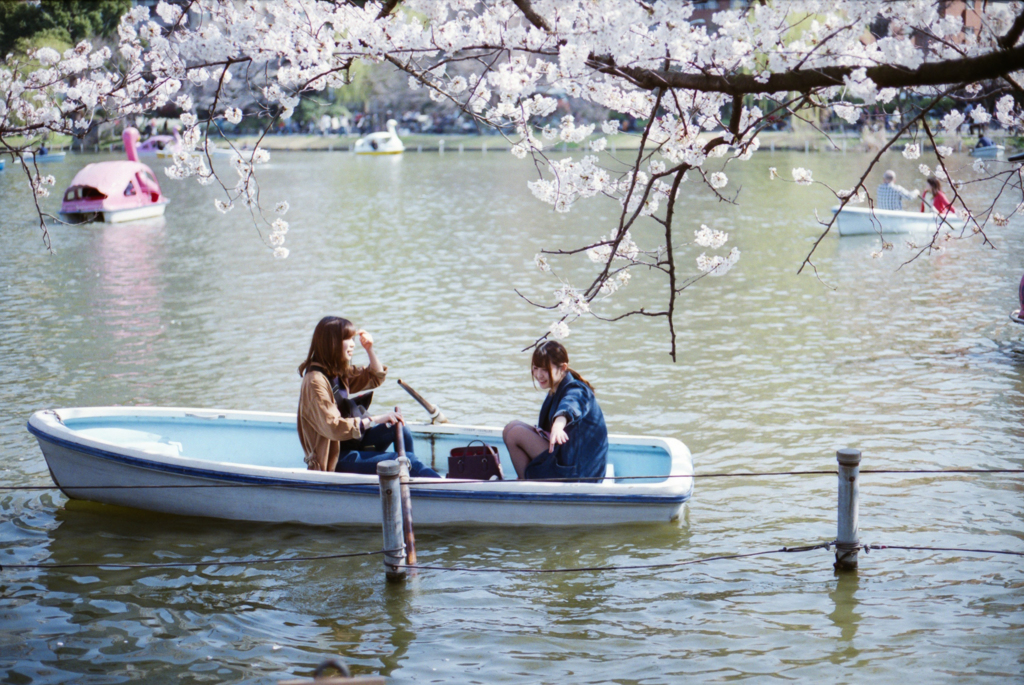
[970,145,1004,159]
[22,152,67,163]
[61,201,168,224]
[104,202,168,223]
[832,206,939,236]
[28,408,693,527]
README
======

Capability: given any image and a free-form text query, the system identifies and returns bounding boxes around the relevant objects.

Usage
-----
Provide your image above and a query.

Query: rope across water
[2,467,1022,491]
[2,542,1020,573]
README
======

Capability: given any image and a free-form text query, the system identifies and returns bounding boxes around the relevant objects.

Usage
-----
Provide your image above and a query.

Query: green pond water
[1,147,1022,683]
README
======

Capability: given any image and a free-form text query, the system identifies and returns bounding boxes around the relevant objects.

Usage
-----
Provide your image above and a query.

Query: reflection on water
[379,583,416,678]
[94,219,167,375]
[828,572,861,660]
[0,150,1022,683]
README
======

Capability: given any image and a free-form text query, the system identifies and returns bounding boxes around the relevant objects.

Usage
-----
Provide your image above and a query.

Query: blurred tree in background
[0,0,130,57]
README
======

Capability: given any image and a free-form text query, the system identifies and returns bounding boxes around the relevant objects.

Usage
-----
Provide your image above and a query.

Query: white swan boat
[354,119,405,155]
[27,407,694,527]
[970,145,1004,159]
[832,205,941,236]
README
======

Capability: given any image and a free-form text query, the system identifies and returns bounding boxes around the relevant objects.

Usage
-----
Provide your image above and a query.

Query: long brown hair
[531,340,594,392]
[926,177,942,194]
[298,316,357,377]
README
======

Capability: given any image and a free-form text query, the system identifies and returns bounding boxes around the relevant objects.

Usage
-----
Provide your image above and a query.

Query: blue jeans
[335,423,441,478]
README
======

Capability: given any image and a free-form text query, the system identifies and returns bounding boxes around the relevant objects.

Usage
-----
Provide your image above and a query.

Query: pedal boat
[136,133,179,156]
[354,119,405,155]
[27,406,694,527]
[60,128,169,224]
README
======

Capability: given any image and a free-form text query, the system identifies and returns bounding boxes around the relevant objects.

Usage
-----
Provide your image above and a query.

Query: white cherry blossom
[792,168,814,185]
[3,0,1023,354]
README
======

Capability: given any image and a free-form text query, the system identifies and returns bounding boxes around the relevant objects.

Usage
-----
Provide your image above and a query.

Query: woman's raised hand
[357,329,374,350]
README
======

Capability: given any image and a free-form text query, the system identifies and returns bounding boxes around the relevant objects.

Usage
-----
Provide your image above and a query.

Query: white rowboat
[970,145,1004,159]
[28,407,694,527]
[832,205,940,236]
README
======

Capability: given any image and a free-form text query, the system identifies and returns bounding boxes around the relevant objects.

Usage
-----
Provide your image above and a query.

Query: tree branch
[511,0,552,32]
[376,0,403,20]
[998,9,1024,49]
[597,44,1024,95]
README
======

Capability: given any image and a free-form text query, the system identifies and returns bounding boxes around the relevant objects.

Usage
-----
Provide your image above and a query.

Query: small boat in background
[20,150,66,164]
[832,206,940,236]
[970,145,1004,160]
[161,141,239,161]
[27,406,694,527]
[60,128,169,224]
[355,119,405,155]
[137,132,180,156]
[0,158,5,171]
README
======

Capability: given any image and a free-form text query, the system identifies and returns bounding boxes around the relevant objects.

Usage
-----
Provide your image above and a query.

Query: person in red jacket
[921,177,955,215]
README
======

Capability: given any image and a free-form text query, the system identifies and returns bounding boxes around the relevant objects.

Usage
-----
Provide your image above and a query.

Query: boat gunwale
[27,408,694,503]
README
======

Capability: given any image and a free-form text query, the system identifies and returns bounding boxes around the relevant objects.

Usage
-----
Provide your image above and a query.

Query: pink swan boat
[60,128,169,223]
[136,130,180,157]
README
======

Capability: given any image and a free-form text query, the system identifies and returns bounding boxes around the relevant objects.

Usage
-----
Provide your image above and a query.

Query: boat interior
[59,414,677,483]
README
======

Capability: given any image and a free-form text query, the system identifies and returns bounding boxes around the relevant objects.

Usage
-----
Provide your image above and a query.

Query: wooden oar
[397,379,449,424]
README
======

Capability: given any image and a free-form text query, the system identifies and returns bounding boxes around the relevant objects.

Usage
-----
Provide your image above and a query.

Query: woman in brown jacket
[297,316,439,476]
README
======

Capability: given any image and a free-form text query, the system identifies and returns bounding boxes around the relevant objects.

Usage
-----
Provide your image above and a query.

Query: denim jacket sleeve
[553,381,590,425]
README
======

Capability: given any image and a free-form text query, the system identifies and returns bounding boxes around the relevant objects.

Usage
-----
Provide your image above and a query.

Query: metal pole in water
[835,448,861,571]
[396,456,416,566]
[394,411,417,566]
[377,460,406,581]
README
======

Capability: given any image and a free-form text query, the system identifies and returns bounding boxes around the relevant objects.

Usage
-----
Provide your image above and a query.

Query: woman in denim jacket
[502,341,608,481]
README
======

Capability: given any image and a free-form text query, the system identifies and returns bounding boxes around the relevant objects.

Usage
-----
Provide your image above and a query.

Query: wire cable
[0,548,396,571]
[2,467,1022,491]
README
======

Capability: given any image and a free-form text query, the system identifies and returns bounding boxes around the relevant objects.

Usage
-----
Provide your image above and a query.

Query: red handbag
[448,440,504,480]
